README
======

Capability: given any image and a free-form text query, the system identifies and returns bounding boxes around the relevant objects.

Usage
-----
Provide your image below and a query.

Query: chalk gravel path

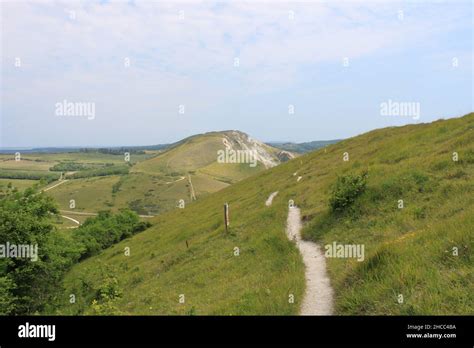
[43,179,69,192]
[265,191,279,206]
[61,215,80,229]
[287,206,333,315]
[59,209,154,219]
[266,191,333,315]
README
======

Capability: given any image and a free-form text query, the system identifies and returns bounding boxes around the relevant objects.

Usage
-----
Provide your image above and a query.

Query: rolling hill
[53,113,473,315]
[44,131,294,218]
[133,130,294,174]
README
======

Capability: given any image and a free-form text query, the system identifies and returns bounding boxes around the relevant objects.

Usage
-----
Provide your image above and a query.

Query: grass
[53,113,473,315]
[112,172,190,215]
[0,152,156,164]
[132,134,225,174]
[198,161,267,184]
[294,115,474,315]
[56,178,305,315]
[0,179,39,190]
[47,176,120,212]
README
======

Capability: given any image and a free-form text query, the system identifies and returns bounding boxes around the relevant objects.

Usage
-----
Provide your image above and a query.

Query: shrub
[0,276,16,315]
[0,170,60,183]
[72,209,151,260]
[95,276,122,301]
[50,162,88,172]
[111,180,122,194]
[66,165,129,179]
[411,171,430,192]
[0,187,78,314]
[329,171,368,213]
[89,276,123,315]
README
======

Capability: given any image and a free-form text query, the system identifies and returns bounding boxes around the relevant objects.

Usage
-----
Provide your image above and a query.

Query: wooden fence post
[224,203,229,232]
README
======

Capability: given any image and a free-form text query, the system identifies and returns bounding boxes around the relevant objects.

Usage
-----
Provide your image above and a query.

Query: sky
[0,0,472,147]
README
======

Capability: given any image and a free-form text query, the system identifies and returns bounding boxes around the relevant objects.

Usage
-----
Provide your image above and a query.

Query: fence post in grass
[224,203,229,233]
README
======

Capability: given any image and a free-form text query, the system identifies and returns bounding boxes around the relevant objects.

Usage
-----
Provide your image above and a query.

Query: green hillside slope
[55,113,473,315]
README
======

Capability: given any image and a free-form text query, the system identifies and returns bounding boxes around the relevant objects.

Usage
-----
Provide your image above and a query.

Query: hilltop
[134,130,294,174]
[54,113,473,315]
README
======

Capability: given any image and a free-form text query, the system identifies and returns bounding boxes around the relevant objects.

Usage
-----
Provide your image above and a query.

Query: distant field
[0,152,157,178]
[113,172,190,215]
[0,151,162,213]
[0,158,53,171]
[0,178,38,190]
[0,152,156,164]
[45,172,200,216]
[191,173,229,195]
[47,176,120,212]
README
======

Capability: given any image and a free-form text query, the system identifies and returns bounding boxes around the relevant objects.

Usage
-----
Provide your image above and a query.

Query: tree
[0,186,78,314]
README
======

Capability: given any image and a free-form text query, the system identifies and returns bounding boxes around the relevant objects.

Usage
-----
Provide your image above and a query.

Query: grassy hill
[54,113,473,315]
[45,131,287,217]
[133,130,287,178]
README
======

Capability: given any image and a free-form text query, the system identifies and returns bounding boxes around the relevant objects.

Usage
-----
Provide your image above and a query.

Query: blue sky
[0,0,472,147]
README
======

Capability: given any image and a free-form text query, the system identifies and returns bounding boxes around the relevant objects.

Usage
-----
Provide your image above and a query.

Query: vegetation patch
[329,171,368,213]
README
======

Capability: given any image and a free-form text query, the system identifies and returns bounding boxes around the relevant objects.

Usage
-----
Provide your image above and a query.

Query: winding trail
[59,210,97,216]
[265,191,333,314]
[61,215,80,229]
[188,174,197,201]
[165,176,185,184]
[59,210,155,219]
[287,206,333,315]
[43,179,69,192]
[265,191,279,206]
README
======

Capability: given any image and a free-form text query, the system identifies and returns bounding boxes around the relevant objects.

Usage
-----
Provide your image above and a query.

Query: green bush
[89,275,123,315]
[329,171,368,213]
[0,170,60,183]
[0,186,79,314]
[73,210,151,259]
[67,165,129,179]
[112,179,123,194]
[50,162,89,172]
[0,277,16,315]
